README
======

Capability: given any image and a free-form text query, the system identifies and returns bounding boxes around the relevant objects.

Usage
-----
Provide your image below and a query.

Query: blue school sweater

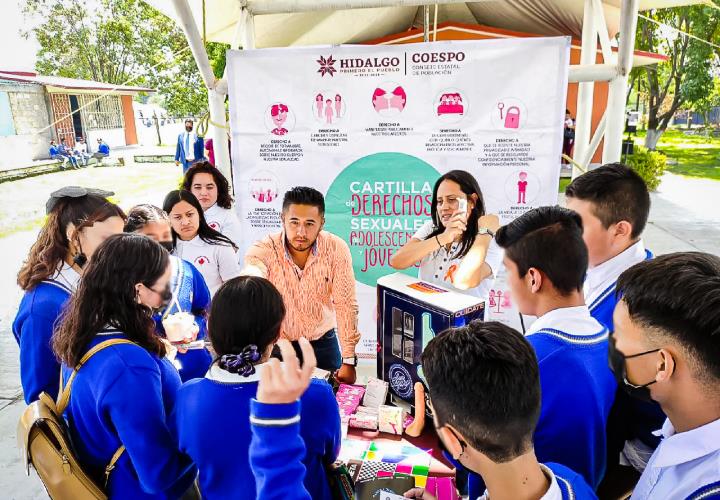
[171,365,340,500]
[250,399,312,500]
[62,329,196,499]
[153,256,212,381]
[529,308,616,489]
[13,278,74,403]
[586,248,653,333]
[546,462,598,500]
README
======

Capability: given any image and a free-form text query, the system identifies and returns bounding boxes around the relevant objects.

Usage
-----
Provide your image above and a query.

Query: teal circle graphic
[324,152,440,286]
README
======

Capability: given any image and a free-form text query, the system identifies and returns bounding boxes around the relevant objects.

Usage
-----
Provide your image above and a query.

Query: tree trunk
[645,129,663,150]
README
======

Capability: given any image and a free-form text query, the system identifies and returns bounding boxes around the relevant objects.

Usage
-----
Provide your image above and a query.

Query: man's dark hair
[282,186,325,215]
[422,321,541,463]
[185,119,194,125]
[617,252,720,383]
[495,206,587,295]
[565,162,650,239]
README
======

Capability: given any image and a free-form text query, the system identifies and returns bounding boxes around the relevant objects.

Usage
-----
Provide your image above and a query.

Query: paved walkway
[0,172,717,498]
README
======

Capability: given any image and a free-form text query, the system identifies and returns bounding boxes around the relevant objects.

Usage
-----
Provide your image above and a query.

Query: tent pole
[171,0,232,180]
[572,0,598,179]
[603,0,639,163]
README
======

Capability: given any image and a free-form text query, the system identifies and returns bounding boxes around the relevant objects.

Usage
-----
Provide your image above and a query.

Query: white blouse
[173,235,241,295]
[412,220,503,300]
[204,203,242,248]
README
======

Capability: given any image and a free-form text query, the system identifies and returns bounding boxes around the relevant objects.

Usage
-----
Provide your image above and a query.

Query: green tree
[635,3,720,149]
[23,0,227,116]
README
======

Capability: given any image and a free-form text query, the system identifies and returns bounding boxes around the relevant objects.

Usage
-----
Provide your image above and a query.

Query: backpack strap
[55,338,135,488]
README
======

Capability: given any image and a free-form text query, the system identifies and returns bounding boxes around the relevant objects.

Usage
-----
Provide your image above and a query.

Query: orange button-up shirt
[243,231,360,357]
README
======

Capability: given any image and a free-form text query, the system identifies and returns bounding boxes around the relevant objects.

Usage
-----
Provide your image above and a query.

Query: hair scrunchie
[218,344,261,377]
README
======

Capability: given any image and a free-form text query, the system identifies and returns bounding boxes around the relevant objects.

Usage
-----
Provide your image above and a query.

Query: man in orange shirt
[244,187,360,383]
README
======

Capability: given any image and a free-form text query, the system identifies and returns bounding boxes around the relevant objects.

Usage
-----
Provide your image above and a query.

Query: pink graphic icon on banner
[270,103,289,135]
[517,171,528,204]
[437,92,464,116]
[324,99,334,124]
[372,85,406,114]
[489,289,512,314]
[334,94,342,117]
[315,94,324,118]
[505,106,521,128]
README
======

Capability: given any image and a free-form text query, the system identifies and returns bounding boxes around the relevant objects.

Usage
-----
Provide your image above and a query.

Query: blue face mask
[608,336,660,403]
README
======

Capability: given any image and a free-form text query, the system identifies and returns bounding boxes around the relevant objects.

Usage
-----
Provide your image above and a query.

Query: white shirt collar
[584,240,646,306]
[52,261,81,293]
[205,362,264,384]
[478,464,562,500]
[650,417,720,468]
[526,305,604,337]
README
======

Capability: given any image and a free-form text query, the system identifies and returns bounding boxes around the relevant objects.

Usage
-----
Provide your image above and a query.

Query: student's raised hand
[257,338,316,404]
[404,488,437,500]
[478,213,501,233]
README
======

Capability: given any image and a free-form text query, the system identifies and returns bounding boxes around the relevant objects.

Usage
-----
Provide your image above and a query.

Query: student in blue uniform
[612,253,720,499]
[565,164,665,487]
[13,187,125,403]
[403,321,596,500]
[494,207,616,491]
[565,163,652,331]
[170,275,340,500]
[249,338,317,500]
[52,234,197,499]
[125,204,212,381]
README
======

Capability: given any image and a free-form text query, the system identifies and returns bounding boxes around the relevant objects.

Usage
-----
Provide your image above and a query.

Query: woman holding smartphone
[390,170,502,300]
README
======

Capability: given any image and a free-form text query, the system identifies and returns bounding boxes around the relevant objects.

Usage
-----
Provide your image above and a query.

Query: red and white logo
[194,256,211,266]
[317,55,336,77]
[208,221,219,230]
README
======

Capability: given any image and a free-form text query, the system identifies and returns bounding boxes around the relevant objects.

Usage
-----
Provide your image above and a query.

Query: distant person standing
[563,109,575,164]
[175,119,205,173]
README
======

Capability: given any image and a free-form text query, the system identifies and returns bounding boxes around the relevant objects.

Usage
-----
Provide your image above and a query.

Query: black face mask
[185,126,193,132]
[159,241,174,252]
[144,284,173,314]
[608,336,660,403]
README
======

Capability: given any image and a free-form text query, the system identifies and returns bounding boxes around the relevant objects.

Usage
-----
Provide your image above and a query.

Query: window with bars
[78,94,124,130]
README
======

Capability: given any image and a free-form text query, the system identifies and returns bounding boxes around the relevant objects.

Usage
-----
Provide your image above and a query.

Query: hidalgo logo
[389,363,413,398]
[317,55,337,77]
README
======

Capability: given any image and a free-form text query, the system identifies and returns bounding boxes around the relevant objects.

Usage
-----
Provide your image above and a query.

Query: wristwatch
[477,227,495,238]
[342,356,358,367]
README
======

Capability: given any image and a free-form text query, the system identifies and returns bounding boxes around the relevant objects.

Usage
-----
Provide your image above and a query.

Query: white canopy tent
[143,0,709,179]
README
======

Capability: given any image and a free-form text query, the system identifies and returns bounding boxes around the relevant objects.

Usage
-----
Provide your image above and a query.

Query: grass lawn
[633,128,720,181]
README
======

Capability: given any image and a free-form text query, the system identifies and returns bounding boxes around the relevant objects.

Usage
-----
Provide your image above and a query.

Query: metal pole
[568,64,617,83]
[603,0,639,164]
[170,0,232,180]
[423,5,430,42]
[246,0,467,15]
[573,0,597,178]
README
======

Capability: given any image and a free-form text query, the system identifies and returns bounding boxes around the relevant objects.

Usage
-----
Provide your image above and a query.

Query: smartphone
[457,198,467,215]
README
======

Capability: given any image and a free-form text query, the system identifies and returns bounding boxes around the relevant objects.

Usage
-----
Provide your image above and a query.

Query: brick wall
[0,82,53,166]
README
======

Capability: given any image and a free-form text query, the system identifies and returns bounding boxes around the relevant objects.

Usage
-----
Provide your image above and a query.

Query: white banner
[228,38,570,357]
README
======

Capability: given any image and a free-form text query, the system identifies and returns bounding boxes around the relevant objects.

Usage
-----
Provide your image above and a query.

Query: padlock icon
[504,106,521,128]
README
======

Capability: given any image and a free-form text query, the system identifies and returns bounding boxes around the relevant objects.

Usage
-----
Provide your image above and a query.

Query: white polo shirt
[204,203,242,248]
[631,417,720,500]
[584,239,648,308]
[412,220,503,300]
[173,236,240,295]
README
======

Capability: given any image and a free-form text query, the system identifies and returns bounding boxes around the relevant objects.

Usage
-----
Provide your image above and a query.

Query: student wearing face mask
[52,234,198,499]
[611,253,720,500]
[125,204,213,381]
[182,162,242,249]
[175,119,205,173]
[164,190,240,296]
[13,187,125,403]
